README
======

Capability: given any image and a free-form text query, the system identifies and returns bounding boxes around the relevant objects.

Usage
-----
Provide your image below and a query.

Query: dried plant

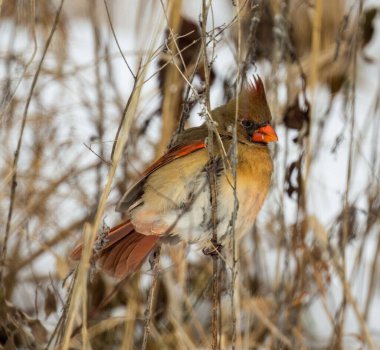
[1,0,380,349]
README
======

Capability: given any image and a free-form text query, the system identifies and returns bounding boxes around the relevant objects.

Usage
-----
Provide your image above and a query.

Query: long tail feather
[70,220,159,279]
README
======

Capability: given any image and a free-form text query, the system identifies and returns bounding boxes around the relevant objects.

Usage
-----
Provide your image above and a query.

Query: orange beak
[252,124,278,143]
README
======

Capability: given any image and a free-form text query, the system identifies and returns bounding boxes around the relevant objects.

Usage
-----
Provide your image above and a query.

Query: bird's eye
[240,120,254,129]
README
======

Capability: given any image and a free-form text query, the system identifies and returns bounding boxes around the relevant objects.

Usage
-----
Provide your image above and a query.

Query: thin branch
[110,72,140,160]
[103,0,136,79]
[83,143,112,166]
[142,245,161,350]
[0,0,66,291]
[230,1,243,348]
[201,1,220,349]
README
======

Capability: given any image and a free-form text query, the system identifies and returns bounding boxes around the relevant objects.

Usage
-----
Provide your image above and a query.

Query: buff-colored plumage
[71,76,277,279]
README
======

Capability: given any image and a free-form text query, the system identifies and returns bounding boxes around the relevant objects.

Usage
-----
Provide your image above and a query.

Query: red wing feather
[125,235,158,273]
[100,232,140,272]
[99,232,158,279]
[142,139,206,178]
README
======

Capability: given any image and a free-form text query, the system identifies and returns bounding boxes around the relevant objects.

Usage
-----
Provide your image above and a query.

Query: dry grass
[1,0,380,349]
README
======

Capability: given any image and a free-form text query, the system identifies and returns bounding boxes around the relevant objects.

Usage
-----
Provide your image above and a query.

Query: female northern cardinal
[71,76,277,279]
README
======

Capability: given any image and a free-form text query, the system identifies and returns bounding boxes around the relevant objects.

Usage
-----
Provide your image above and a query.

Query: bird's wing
[116,139,206,212]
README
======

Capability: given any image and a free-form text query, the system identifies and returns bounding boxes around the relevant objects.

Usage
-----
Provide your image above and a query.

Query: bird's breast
[130,145,273,247]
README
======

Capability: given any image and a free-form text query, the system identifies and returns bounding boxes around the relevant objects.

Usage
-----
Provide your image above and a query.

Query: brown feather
[212,75,272,131]
[70,241,85,261]
[70,220,159,279]
[70,220,135,261]
[100,232,140,272]
[99,233,158,279]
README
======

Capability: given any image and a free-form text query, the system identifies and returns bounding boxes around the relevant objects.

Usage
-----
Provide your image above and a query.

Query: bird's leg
[202,239,223,258]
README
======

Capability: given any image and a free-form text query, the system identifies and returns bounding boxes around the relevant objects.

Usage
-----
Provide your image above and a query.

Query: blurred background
[1,0,380,349]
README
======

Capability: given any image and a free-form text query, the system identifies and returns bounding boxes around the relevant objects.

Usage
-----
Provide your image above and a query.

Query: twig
[241,1,261,77]
[0,0,66,293]
[58,23,159,347]
[142,245,161,350]
[0,4,37,122]
[204,157,221,349]
[153,0,183,157]
[83,143,112,166]
[201,1,220,349]
[121,286,139,349]
[14,214,91,272]
[89,2,108,210]
[338,1,364,346]
[46,268,78,349]
[328,246,377,350]
[230,1,243,348]
[103,0,136,79]
[110,72,140,160]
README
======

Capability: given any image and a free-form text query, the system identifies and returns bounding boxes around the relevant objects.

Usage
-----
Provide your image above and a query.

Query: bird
[71,76,278,279]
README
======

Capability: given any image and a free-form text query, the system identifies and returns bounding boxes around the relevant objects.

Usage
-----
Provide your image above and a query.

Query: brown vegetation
[1,0,380,349]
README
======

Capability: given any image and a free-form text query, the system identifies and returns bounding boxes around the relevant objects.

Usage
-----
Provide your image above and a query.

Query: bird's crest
[237,74,271,124]
[246,74,266,102]
[212,74,272,126]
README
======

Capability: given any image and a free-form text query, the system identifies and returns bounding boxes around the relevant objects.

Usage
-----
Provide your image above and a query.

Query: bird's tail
[70,220,159,279]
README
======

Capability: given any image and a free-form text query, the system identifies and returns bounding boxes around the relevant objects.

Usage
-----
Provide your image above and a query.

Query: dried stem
[103,0,136,79]
[200,1,221,349]
[0,2,379,349]
[231,0,245,347]
[57,26,160,345]
[0,0,65,293]
[337,1,364,346]
[90,2,106,206]
[142,245,161,350]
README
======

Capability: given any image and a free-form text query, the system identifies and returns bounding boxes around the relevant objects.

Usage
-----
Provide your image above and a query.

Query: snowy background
[1,0,380,348]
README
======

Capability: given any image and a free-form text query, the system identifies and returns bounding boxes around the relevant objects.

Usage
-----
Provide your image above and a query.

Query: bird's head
[213,76,278,144]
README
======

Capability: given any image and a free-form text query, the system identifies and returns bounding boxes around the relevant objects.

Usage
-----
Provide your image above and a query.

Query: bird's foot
[203,241,223,258]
